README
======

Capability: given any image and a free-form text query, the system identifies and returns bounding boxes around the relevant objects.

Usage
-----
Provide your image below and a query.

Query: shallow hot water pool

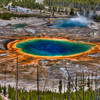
[49,18,90,28]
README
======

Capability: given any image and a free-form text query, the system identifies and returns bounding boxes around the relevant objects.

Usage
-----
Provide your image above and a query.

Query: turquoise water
[11,24,27,28]
[49,19,88,28]
[16,39,94,57]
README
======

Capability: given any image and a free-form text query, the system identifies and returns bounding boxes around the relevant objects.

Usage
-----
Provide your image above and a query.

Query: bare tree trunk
[95,71,98,100]
[82,71,85,100]
[16,55,18,100]
[4,66,7,97]
[75,73,78,100]
[65,65,82,100]
[37,64,40,100]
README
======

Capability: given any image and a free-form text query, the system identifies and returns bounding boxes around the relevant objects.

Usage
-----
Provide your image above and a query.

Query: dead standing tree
[16,55,18,100]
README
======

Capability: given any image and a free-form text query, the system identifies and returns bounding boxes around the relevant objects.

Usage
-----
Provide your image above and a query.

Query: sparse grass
[0,12,31,20]
[0,12,49,20]
[0,96,3,100]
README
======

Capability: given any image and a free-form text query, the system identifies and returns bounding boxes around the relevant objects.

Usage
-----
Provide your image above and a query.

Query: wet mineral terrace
[0,17,100,91]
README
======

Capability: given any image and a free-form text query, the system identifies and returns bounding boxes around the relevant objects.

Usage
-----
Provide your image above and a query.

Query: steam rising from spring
[49,12,99,29]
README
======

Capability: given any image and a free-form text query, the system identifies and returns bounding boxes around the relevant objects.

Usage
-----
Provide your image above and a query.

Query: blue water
[16,39,94,57]
[11,24,27,28]
[49,19,88,28]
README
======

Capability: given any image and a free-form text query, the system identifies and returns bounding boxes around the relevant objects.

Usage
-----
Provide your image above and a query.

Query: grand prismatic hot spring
[12,38,95,58]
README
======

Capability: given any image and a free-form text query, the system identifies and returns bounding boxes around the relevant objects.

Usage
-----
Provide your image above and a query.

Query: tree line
[0,0,45,10]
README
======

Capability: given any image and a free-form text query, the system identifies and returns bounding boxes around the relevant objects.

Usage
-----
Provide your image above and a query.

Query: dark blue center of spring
[16,39,94,57]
